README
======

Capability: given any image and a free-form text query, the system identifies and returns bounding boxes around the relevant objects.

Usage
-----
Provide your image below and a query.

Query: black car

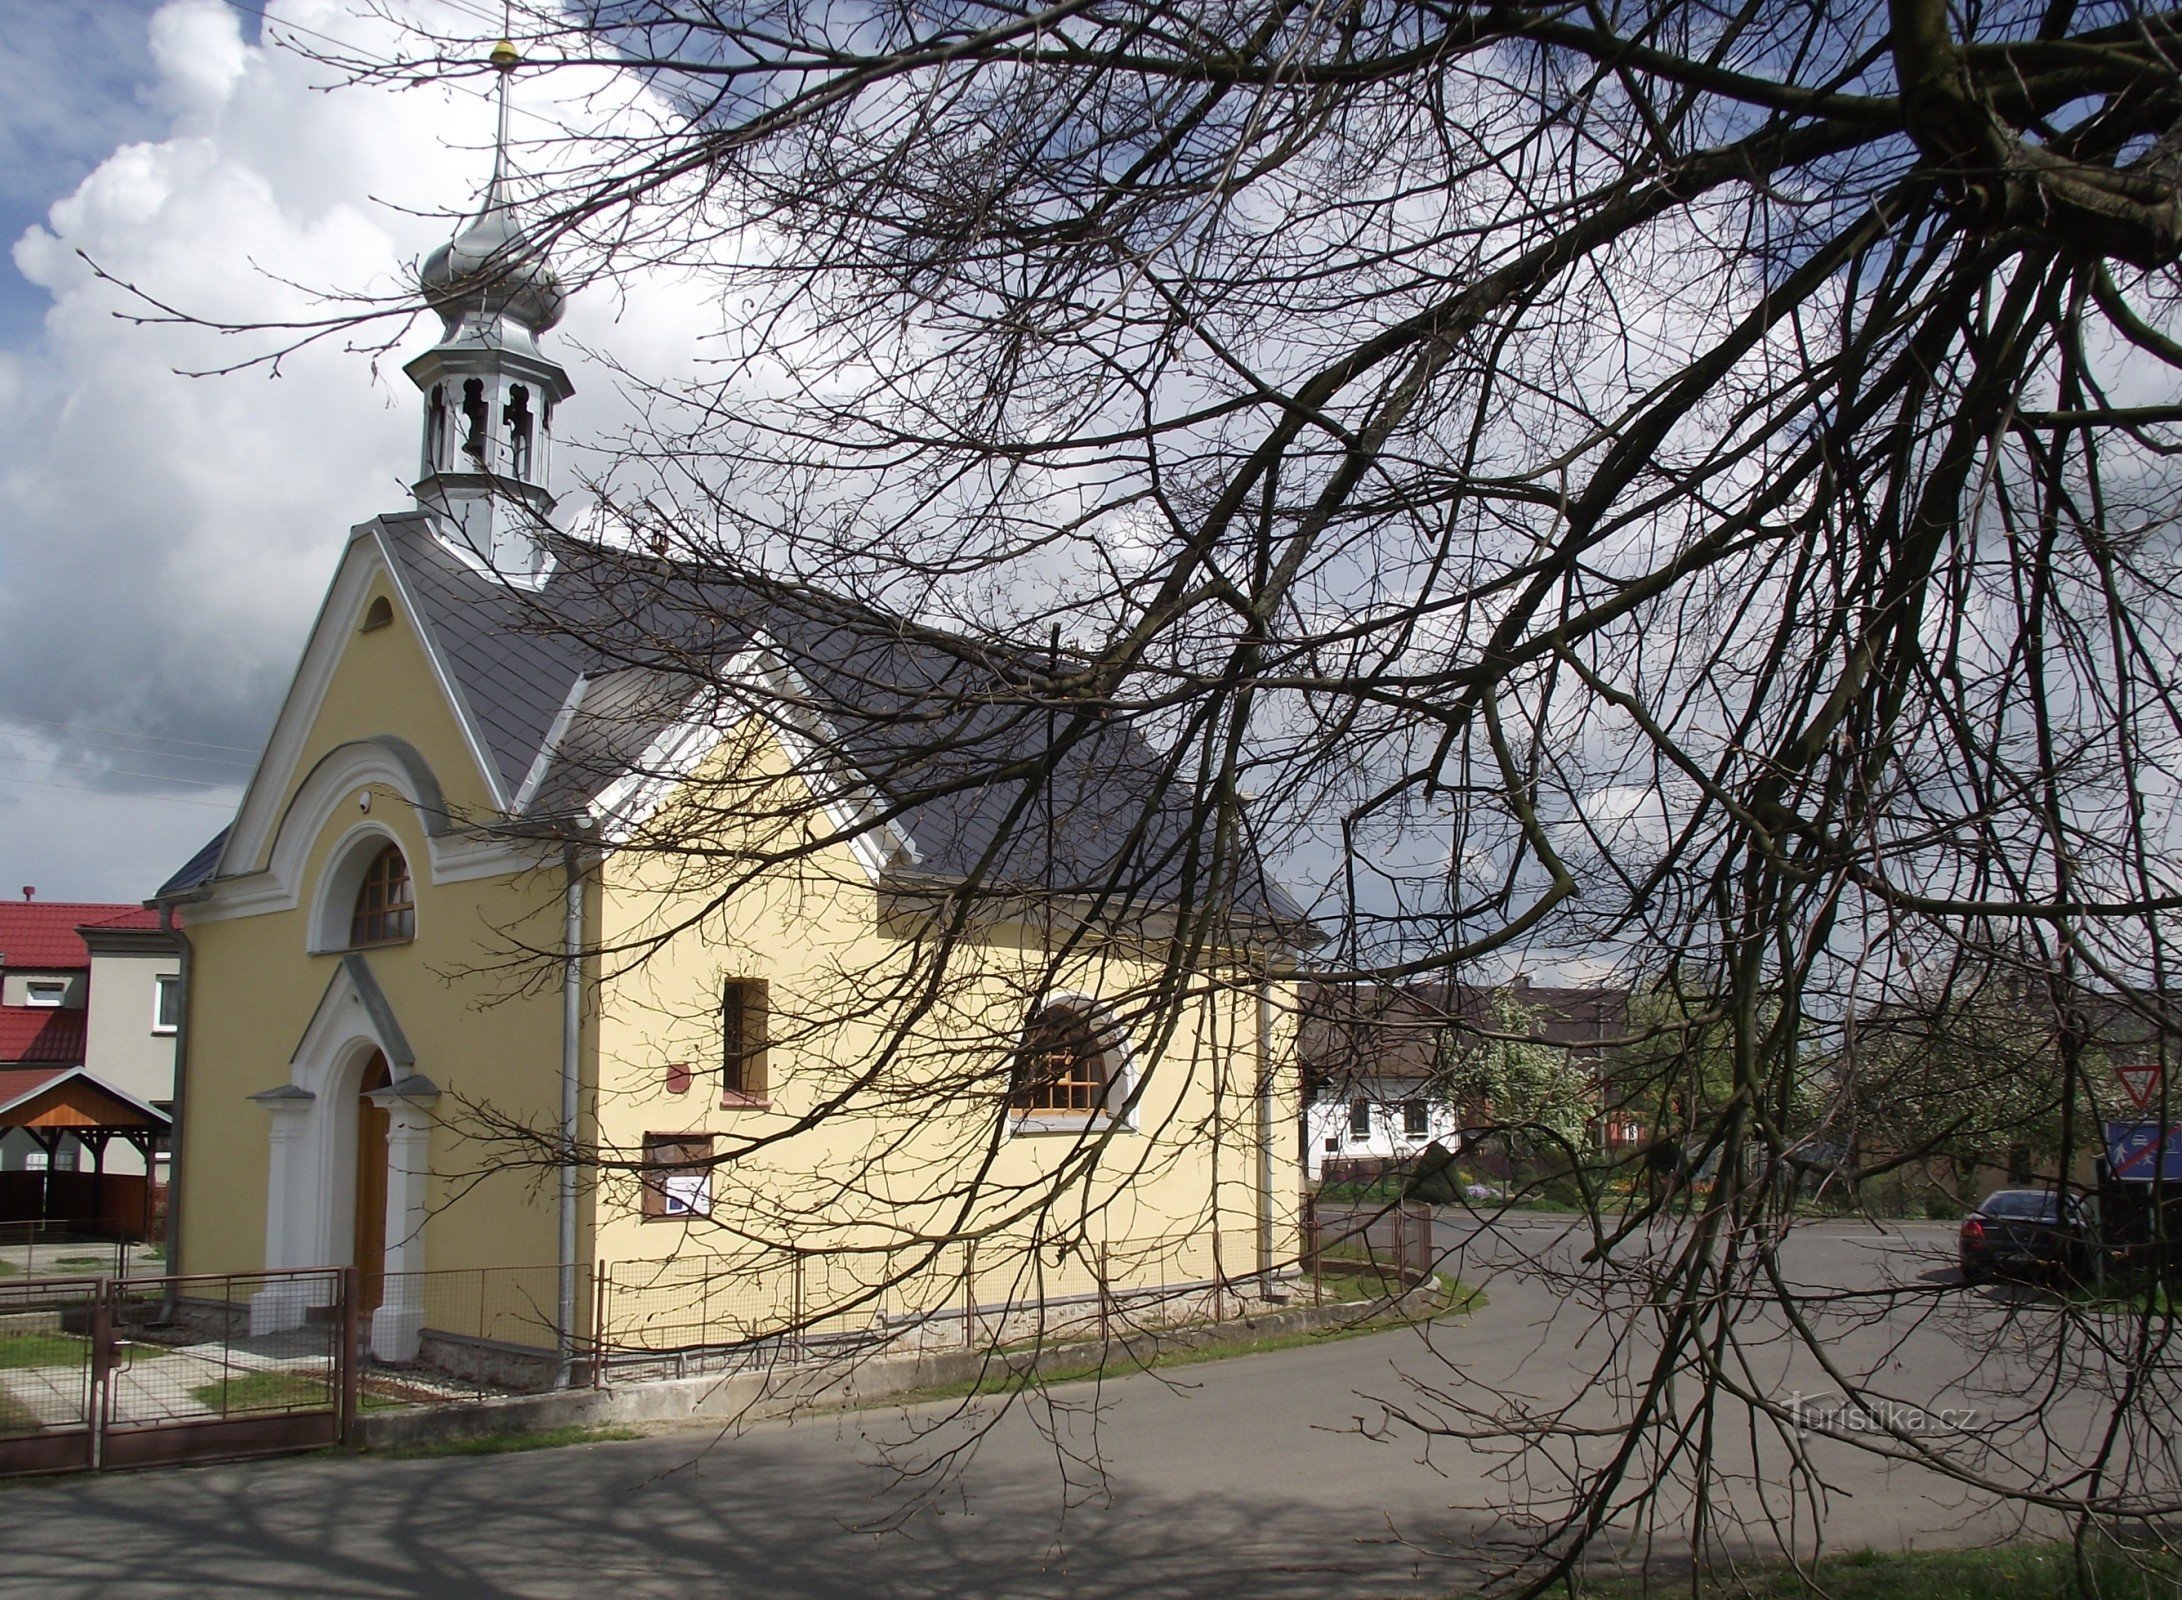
[1959,1189,2095,1283]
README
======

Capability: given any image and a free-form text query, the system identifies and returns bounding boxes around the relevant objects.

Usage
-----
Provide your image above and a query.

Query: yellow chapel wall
[176,564,579,1286]
[582,724,1303,1325]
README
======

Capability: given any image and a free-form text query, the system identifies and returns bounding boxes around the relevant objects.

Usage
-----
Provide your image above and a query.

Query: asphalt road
[0,1216,2124,1599]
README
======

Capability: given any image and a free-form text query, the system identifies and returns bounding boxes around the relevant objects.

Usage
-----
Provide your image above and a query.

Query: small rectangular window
[24,980,67,1008]
[1403,1100,1429,1138]
[1348,1100,1372,1139]
[641,1134,715,1220]
[721,979,769,1103]
[153,974,181,1033]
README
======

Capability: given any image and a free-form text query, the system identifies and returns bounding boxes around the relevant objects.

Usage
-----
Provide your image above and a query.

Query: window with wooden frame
[1348,1099,1372,1140]
[1011,1003,1110,1115]
[720,978,769,1104]
[349,844,415,947]
[1402,1099,1429,1138]
[640,1134,716,1220]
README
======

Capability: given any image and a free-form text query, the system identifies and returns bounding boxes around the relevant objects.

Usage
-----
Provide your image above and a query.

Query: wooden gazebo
[0,1067,171,1240]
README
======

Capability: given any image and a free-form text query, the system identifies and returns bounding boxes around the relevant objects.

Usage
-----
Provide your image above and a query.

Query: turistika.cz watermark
[1782,1390,1976,1435]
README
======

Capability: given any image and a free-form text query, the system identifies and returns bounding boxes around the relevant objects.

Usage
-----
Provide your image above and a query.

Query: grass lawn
[915,1275,1480,1403]
[190,1370,402,1414]
[0,1387,40,1433]
[377,1424,646,1459]
[0,1332,88,1370]
[0,1331,173,1371]
[1520,1540,2182,1599]
[191,1371,332,1414]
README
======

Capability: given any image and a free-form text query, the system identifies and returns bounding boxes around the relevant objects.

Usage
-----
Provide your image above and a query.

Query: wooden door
[354,1053,390,1315]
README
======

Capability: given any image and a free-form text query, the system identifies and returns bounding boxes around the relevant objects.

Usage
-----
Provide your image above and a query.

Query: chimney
[20,886,33,902]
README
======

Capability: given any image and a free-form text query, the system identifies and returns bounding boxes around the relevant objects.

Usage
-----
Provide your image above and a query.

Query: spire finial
[487,38,520,207]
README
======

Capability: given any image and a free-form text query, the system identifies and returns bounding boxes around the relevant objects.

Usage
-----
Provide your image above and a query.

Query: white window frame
[153,974,181,1034]
[23,979,67,1009]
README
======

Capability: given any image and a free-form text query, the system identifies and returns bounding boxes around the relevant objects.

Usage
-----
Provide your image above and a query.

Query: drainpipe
[557,841,583,1387]
[1256,964,1277,1293]
[155,906,191,1322]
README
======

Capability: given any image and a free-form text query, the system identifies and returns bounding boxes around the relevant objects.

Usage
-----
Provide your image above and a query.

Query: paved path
[0,1217,2113,1599]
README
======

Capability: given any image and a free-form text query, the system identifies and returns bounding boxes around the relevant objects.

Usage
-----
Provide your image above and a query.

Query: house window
[1348,1100,1372,1140]
[153,975,181,1034]
[23,979,67,1008]
[1323,1137,1340,1155]
[349,845,415,947]
[641,1134,715,1220]
[1403,1100,1429,1138]
[1012,1003,1108,1114]
[721,978,769,1103]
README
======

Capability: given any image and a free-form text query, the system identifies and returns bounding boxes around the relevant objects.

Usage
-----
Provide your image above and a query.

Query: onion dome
[420,186,566,337]
[418,40,563,338]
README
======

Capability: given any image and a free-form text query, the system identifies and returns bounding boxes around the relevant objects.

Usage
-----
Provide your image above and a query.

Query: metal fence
[0,1220,148,1280]
[1302,1198,1437,1292]
[0,1267,356,1476]
[361,1229,1263,1400]
[0,1229,1301,1454]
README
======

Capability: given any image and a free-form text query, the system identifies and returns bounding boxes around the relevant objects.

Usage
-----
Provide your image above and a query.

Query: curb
[359,1283,1454,1450]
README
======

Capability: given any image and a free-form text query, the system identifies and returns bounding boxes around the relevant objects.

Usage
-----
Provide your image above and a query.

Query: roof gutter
[153,903,191,1322]
[557,838,585,1387]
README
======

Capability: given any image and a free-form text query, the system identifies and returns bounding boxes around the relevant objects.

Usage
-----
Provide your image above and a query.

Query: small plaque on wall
[665,1062,692,1095]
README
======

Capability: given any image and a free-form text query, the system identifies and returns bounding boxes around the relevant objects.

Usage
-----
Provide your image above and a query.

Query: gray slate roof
[160,513,1304,930]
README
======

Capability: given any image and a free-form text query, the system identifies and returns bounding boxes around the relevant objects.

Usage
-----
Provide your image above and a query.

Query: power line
[0,772,239,812]
[0,714,260,760]
[222,0,589,136]
[3,755,247,794]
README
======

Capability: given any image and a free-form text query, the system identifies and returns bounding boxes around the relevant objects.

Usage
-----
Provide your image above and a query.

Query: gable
[0,1067,169,1132]
[218,524,507,887]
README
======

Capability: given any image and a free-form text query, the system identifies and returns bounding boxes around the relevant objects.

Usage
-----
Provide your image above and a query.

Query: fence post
[962,1241,976,1350]
[338,1266,362,1446]
[89,1277,115,1470]
[792,1251,806,1363]
[592,1262,610,1390]
[1096,1244,1111,1345]
[1302,1194,1319,1275]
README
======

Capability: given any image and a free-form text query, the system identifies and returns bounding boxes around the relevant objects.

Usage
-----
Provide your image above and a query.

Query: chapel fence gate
[0,1266,358,1477]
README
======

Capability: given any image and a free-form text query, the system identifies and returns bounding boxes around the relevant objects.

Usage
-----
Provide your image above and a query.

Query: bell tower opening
[460,379,490,465]
[506,384,534,480]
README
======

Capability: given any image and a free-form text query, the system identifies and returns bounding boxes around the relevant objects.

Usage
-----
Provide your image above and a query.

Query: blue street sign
[2104,1121,2182,1183]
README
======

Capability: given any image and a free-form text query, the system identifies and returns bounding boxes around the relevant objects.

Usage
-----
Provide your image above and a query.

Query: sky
[0,0,713,905]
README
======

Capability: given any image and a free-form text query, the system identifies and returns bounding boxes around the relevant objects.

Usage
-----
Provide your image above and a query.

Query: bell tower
[404,39,572,588]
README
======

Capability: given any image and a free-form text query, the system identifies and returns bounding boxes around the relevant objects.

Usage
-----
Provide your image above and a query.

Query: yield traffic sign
[2116,1062,2163,1113]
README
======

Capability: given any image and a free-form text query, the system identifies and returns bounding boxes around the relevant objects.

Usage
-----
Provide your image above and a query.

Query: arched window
[349,845,415,947]
[505,384,534,479]
[423,384,448,473]
[460,379,489,463]
[1011,1003,1109,1114]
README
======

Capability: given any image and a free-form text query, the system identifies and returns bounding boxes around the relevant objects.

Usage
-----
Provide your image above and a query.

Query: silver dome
[419,192,565,336]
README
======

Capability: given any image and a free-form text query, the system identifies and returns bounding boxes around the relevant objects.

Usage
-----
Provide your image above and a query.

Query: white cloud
[0,0,717,901]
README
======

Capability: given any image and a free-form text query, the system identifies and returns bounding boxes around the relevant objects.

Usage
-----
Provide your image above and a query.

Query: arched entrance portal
[354,1051,391,1316]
